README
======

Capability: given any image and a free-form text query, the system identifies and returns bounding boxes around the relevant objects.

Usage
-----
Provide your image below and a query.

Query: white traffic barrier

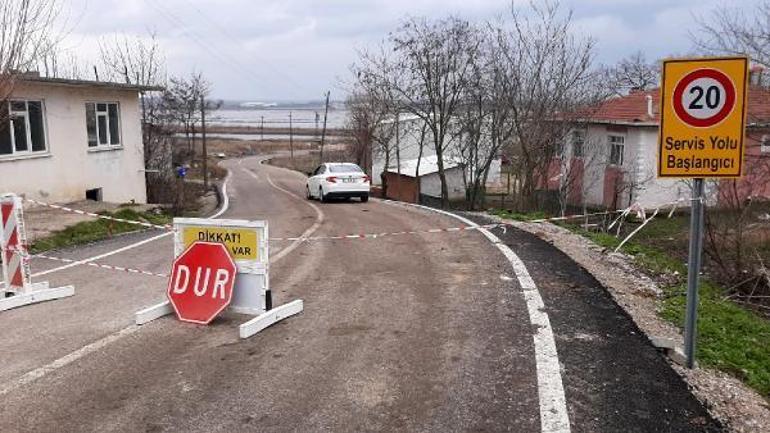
[0,194,74,311]
[135,218,303,338]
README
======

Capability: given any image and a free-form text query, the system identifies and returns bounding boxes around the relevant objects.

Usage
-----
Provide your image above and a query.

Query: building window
[761,135,770,154]
[608,135,625,166]
[572,129,585,158]
[0,100,47,156]
[86,102,121,147]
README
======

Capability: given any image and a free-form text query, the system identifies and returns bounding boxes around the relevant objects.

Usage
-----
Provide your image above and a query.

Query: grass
[490,208,770,398]
[575,224,770,397]
[488,208,549,221]
[30,208,172,254]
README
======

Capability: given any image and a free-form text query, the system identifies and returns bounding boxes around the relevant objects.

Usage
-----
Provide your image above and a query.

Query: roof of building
[585,86,770,126]
[384,154,463,178]
[16,73,163,92]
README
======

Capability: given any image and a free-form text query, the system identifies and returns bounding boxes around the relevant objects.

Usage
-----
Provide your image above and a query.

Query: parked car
[306,162,371,202]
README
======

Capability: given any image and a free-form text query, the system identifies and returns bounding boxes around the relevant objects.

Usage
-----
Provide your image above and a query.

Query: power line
[176,0,313,96]
[141,0,307,99]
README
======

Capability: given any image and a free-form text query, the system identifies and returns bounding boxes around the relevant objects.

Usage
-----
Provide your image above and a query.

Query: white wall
[631,127,690,208]
[372,118,431,185]
[372,117,502,189]
[0,82,147,203]
[419,167,466,200]
[579,124,688,209]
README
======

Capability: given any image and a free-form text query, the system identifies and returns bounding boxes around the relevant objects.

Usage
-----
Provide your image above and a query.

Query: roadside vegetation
[30,207,172,254]
[490,208,770,398]
[267,149,353,175]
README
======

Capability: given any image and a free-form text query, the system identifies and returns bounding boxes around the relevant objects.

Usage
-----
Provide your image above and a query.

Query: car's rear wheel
[319,187,327,202]
[306,186,312,200]
[361,195,369,203]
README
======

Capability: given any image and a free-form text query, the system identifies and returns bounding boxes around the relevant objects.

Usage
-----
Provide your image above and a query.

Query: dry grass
[267,149,354,175]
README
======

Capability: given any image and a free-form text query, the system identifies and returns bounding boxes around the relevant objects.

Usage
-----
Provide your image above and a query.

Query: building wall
[383,172,419,203]
[719,129,770,205]
[371,117,501,188]
[419,168,466,200]
[0,82,147,203]
[578,124,688,209]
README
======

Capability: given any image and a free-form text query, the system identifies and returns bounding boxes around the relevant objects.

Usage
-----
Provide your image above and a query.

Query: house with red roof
[554,83,770,210]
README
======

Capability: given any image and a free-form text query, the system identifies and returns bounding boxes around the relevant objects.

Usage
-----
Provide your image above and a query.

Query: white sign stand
[135,218,303,338]
[0,193,74,311]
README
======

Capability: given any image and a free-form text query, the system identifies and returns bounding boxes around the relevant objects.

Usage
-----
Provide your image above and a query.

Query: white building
[0,74,158,203]
[382,155,467,203]
[371,114,501,197]
[554,86,770,210]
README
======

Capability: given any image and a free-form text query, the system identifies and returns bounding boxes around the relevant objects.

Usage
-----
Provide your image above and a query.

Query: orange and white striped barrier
[0,193,74,311]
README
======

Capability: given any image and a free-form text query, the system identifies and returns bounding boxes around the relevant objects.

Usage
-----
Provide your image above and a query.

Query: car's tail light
[362,175,371,183]
[326,176,337,183]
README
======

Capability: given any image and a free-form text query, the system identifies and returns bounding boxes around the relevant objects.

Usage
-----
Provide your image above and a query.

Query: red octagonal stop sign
[167,241,237,324]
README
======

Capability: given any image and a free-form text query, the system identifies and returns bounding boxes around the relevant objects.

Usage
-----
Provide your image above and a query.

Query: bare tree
[357,16,483,207]
[346,85,392,176]
[501,0,603,211]
[692,2,770,68]
[601,51,659,96]
[98,32,170,201]
[552,129,605,217]
[99,32,165,141]
[0,0,62,116]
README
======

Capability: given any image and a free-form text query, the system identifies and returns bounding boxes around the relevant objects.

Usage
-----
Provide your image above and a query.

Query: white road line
[1,167,235,395]
[0,325,140,397]
[31,231,173,278]
[241,167,324,263]
[28,167,233,279]
[390,201,571,433]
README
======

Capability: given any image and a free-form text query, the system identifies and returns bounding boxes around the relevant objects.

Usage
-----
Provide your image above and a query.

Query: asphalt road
[0,156,719,432]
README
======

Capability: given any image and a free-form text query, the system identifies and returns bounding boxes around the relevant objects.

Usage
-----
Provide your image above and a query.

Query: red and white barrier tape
[20,195,689,246]
[34,254,168,279]
[22,198,172,231]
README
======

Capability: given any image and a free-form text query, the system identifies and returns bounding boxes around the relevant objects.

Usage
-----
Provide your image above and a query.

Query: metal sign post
[684,179,705,368]
[658,56,748,368]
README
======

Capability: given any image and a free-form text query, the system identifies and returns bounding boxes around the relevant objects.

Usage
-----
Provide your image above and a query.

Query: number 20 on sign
[658,56,748,178]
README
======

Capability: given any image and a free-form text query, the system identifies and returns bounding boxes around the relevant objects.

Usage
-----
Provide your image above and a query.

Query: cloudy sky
[59,0,759,101]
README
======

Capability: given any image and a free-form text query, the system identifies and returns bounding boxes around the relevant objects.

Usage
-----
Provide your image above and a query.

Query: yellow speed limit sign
[658,56,749,178]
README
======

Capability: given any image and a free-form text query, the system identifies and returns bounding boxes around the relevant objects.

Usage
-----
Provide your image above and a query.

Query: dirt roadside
[485,214,770,433]
[22,201,157,243]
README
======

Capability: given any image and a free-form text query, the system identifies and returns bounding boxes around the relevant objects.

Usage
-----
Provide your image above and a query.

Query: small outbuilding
[382,155,466,203]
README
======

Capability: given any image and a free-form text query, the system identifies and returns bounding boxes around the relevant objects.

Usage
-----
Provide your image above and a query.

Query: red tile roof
[586,86,770,125]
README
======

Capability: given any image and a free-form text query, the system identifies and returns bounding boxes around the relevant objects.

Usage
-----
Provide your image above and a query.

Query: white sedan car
[306,162,371,202]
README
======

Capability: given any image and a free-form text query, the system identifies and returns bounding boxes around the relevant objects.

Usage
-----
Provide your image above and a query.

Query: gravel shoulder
[485,213,770,433]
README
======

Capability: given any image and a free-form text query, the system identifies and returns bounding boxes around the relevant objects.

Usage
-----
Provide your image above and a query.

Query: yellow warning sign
[658,56,748,178]
[182,227,259,261]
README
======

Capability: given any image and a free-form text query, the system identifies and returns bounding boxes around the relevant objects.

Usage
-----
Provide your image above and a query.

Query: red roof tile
[586,86,770,125]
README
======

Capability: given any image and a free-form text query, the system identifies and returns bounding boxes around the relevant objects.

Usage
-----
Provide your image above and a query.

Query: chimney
[645,94,654,118]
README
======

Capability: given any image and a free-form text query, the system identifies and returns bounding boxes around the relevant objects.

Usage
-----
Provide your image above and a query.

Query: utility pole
[289,112,294,164]
[319,91,330,164]
[395,114,401,199]
[201,95,208,189]
[260,115,264,141]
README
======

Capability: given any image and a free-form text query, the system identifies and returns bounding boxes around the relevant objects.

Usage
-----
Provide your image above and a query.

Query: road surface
[0,155,720,432]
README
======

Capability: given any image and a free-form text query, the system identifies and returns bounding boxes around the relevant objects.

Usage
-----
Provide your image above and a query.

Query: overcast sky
[59,0,759,101]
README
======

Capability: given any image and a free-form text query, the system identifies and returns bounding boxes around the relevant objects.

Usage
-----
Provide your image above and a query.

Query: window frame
[572,129,586,159]
[0,99,48,158]
[85,101,122,149]
[608,134,625,166]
